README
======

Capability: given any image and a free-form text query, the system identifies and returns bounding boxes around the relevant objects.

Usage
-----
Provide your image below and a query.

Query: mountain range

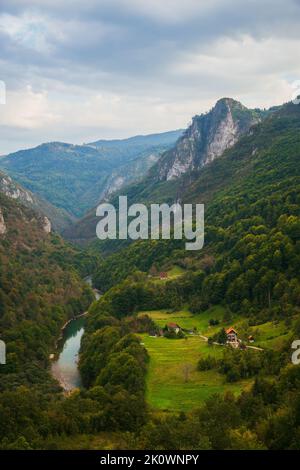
[0,130,182,223]
[0,98,277,241]
[1,95,300,450]
[64,98,271,244]
[0,96,295,244]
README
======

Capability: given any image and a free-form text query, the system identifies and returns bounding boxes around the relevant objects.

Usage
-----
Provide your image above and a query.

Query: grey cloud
[0,0,300,153]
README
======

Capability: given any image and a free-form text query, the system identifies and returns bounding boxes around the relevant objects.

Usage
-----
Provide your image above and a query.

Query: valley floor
[137,306,295,412]
[141,334,252,411]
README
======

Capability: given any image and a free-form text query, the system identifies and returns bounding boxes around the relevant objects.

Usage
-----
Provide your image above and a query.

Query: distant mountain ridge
[0,130,183,221]
[87,129,183,149]
[64,98,267,244]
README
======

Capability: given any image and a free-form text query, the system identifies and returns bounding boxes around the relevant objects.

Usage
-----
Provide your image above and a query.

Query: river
[51,275,101,392]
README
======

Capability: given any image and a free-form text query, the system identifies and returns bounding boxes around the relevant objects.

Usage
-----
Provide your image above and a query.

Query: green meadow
[149,265,186,284]
[137,306,294,411]
[248,320,294,350]
[139,333,252,412]
[138,305,227,336]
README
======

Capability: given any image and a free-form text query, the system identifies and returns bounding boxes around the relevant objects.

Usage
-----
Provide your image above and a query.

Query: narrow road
[198,333,264,351]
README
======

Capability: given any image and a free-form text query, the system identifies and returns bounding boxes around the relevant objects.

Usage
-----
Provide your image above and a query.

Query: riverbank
[84,274,102,300]
[55,311,88,346]
[50,275,102,392]
[51,316,86,392]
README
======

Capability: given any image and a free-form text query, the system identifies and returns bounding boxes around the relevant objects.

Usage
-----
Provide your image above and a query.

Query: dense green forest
[77,103,300,449]
[93,104,300,322]
[77,271,300,449]
[0,193,97,447]
[0,103,300,450]
[0,132,182,219]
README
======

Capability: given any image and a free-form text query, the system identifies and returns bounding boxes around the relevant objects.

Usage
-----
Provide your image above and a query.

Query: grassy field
[150,265,186,284]
[137,306,293,411]
[138,305,295,349]
[166,266,186,278]
[138,305,227,336]
[140,333,252,412]
[248,320,293,350]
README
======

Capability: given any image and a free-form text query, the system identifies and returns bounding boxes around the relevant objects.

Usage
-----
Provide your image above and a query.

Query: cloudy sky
[0,0,300,154]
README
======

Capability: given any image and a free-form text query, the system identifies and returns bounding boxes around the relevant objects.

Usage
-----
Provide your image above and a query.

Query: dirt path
[198,333,264,351]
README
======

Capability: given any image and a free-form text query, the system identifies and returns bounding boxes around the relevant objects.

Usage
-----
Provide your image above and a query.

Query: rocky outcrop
[0,174,34,203]
[0,171,73,232]
[42,216,51,234]
[0,208,6,235]
[155,98,262,181]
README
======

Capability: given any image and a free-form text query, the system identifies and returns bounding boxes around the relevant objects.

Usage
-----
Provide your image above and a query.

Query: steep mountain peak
[153,98,262,181]
[215,96,244,106]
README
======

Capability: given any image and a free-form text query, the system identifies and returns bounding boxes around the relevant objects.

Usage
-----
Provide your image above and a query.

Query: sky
[0,0,300,154]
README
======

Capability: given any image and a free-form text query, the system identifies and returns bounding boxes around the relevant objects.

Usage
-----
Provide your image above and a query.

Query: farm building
[226,327,238,344]
[159,272,168,279]
[167,322,181,334]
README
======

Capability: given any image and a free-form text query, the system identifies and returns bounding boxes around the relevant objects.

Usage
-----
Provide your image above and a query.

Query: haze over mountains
[1,0,300,453]
[0,130,183,224]
[1,95,300,451]
[64,98,273,244]
[0,97,291,243]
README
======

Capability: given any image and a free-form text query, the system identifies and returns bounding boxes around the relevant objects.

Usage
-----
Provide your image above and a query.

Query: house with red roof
[226,327,238,344]
[166,322,181,334]
[159,272,168,280]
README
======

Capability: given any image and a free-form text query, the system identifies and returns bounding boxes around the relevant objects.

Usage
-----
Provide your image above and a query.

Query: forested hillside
[64,99,264,244]
[76,103,300,449]
[0,193,95,388]
[78,272,300,449]
[92,102,300,318]
[0,170,74,232]
[0,131,182,220]
[0,102,299,450]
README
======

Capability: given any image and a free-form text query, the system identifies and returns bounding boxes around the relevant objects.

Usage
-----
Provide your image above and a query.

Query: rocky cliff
[0,171,73,232]
[0,208,6,235]
[154,98,262,181]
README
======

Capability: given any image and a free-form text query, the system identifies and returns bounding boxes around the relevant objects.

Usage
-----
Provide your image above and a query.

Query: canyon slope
[0,130,182,220]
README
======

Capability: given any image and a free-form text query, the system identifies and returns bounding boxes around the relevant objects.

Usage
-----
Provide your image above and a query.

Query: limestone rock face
[0,208,7,235]
[0,171,74,233]
[42,216,51,234]
[0,174,33,203]
[155,98,262,181]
